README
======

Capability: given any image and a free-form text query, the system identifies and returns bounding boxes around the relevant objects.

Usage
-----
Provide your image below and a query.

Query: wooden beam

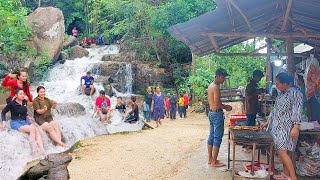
[288,17,307,35]
[213,52,307,58]
[228,0,253,32]
[249,44,268,55]
[206,31,320,38]
[280,0,293,32]
[208,35,220,52]
[266,38,272,89]
[286,38,295,75]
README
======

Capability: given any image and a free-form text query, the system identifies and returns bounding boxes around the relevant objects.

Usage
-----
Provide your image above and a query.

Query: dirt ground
[68,112,235,180]
[66,108,317,180]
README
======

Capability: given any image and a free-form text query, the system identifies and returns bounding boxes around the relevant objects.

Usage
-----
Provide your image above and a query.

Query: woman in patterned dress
[151,87,166,127]
[261,73,302,180]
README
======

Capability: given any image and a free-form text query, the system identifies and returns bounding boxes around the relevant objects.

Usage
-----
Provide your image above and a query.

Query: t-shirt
[245,79,259,114]
[144,93,153,106]
[1,100,28,121]
[165,98,170,109]
[183,94,189,106]
[33,97,53,119]
[2,75,33,102]
[178,97,184,106]
[115,103,126,113]
[129,103,139,120]
[96,96,111,108]
[169,95,178,105]
[81,76,94,86]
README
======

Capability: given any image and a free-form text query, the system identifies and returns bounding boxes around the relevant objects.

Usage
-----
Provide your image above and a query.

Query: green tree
[188,41,266,100]
[0,0,32,58]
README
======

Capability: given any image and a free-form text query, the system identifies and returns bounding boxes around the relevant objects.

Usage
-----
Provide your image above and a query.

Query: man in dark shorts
[80,72,94,96]
[207,68,232,167]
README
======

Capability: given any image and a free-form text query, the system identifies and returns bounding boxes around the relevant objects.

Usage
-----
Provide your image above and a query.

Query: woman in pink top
[165,96,171,118]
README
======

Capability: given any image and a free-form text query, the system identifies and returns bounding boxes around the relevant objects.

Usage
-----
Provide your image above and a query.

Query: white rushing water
[0,45,144,180]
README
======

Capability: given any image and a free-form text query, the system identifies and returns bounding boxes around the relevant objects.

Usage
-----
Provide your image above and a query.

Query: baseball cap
[99,90,105,95]
[215,68,230,77]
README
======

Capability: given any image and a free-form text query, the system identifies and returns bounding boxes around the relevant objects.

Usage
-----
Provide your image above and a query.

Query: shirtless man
[207,68,232,167]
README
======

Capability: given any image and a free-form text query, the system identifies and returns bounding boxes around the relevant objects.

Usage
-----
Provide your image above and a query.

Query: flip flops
[273,172,292,180]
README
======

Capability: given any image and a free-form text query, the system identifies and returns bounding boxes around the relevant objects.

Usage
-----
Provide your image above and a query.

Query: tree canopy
[1,0,267,99]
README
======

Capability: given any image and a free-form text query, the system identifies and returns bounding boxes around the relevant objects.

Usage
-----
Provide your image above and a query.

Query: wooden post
[286,38,295,76]
[266,39,272,89]
[191,53,196,104]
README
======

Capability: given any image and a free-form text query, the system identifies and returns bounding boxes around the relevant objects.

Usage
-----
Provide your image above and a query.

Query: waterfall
[125,64,133,93]
[0,45,144,180]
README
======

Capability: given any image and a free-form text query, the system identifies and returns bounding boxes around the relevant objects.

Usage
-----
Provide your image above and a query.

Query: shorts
[35,117,53,126]
[10,120,31,130]
[85,84,91,88]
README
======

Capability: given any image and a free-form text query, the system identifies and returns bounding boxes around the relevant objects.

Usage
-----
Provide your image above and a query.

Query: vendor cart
[228,127,274,179]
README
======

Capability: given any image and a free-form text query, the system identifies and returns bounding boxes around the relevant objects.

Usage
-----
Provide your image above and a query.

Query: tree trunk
[191,53,196,104]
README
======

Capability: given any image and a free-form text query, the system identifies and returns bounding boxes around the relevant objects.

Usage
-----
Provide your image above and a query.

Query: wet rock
[69,45,89,60]
[48,165,69,180]
[58,51,69,63]
[101,55,111,61]
[26,7,65,63]
[53,102,86,117]
[95,76,112,84]
[63,36,78,49]
[19,153,72,180]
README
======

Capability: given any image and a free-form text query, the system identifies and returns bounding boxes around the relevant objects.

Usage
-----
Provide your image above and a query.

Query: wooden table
[228,128,274,179]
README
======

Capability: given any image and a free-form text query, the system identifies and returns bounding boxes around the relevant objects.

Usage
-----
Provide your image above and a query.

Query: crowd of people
[142,86,190,128]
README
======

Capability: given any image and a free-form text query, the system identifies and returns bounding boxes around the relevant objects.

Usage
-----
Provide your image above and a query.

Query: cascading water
[0,45,143,180]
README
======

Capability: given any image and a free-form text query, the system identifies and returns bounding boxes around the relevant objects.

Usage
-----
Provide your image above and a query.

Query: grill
[230,129,273,143]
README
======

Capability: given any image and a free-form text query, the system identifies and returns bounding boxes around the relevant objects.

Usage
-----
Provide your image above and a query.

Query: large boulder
[19,153,72,180]
[69,45,89,60]
[26,7,65,64]
[63,36,78,49]
[58,51,69,63]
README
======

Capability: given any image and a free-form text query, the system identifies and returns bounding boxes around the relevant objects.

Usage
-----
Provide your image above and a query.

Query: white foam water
[0,45,143,180]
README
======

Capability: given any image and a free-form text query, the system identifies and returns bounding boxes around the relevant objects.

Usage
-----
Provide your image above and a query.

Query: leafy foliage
[0,0,32,58]
[188,41,266,100]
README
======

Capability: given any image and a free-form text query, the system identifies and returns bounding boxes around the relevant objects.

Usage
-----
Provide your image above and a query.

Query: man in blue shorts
[207,68,232,167]
[80,72,94,96]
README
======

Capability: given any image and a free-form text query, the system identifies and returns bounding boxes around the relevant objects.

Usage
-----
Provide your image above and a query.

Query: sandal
[273,172,291,180]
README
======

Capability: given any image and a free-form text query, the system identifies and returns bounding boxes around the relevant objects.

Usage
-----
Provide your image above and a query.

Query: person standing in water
[33,86,66,147]
[80,72,94,96]
[207,68,232,167]
[2,69,33,104]
[151,87,165,127]
[1,89,45,157]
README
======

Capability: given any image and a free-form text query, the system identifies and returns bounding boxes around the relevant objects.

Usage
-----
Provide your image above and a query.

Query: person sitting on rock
[1,88,46,157]
[115,97,126,114]
[95,90,111,123]
[80,37,89,48]
[125,96,139,123]
[2,69,33,104]
[33,86,66,147]
[80,72,94,96]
